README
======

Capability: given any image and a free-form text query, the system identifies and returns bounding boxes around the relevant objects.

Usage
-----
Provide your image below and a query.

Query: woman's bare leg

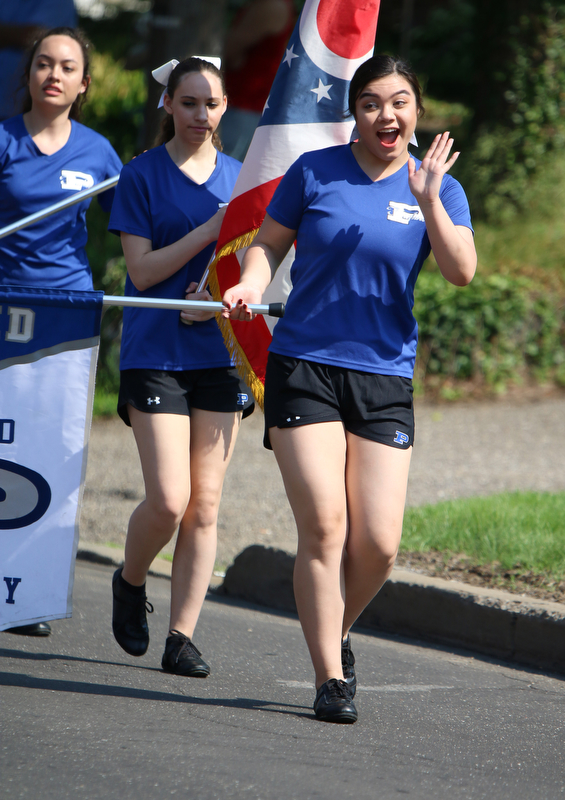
[342,434,412,636]
[169,408,241,637]
[270,422,348,689]
[122,408,191,586]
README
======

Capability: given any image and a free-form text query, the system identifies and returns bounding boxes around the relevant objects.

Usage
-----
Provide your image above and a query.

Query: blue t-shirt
[108,145,242,371]
[267,144,473,378]
[0,115,123,290]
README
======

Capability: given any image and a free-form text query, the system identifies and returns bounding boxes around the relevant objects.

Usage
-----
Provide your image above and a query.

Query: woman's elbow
[450,260,477,287]
[127,269,152,292]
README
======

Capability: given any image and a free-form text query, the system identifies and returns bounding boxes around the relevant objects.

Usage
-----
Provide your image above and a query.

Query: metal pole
[102,294,285,317]
[0,175,120,240]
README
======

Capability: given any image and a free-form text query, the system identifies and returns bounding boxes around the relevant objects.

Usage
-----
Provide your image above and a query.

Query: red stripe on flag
[217,178,282,251]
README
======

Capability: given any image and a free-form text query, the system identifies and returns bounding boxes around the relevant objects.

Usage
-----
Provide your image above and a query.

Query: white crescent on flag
[300,0,377,78]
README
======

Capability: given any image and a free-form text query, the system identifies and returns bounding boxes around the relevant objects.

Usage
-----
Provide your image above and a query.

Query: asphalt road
[2,561,565,800]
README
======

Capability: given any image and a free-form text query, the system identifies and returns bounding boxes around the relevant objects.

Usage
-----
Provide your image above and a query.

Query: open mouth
[377,128,400,146]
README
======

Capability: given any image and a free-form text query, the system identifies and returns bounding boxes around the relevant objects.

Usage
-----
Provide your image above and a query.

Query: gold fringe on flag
[207,228,265,410]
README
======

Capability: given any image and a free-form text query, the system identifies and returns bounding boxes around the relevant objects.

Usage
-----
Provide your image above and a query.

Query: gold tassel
[208,228,265,410]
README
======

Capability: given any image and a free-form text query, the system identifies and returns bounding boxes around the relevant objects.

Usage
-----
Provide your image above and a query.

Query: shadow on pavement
[0,668,312,719]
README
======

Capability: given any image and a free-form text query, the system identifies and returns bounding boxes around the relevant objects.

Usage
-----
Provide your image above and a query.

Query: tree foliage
[460,0,565,221]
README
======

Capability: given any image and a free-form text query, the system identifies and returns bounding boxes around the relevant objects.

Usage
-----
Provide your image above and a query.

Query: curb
[76,543,224,588]
[77,542,565,675]
[219,545,565,675]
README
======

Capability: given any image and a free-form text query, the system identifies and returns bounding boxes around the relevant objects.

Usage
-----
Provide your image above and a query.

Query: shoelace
[132,597,153,625]
[168,629,202,663]
[323,678,351,703]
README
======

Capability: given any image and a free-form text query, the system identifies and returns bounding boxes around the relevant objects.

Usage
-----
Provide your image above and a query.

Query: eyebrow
[179,94,222,101]
[36,54,79,64]
[358,89,411,100]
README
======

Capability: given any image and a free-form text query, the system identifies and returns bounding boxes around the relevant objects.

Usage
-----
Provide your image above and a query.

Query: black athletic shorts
[263,353,414,450]
[118,367,255,427]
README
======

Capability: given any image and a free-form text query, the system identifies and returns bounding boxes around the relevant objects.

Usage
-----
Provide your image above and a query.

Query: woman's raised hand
[408,132,459,206]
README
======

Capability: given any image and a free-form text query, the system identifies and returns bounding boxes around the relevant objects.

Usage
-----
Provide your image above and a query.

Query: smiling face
[353,73,419,171]
[164,70,227,146]
[27,35,89,113]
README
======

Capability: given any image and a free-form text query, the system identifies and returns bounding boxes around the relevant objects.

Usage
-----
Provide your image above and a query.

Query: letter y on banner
[0,287,102,630]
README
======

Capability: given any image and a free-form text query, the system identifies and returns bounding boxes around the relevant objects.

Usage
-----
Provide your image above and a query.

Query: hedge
[414,270,565,394]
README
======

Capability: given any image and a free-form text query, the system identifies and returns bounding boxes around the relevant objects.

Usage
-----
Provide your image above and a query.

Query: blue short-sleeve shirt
[267,144,473,378]
[0,115,123,290]
[109,145,242,371]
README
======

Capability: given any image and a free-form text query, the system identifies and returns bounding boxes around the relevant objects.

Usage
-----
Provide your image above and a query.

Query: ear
[163,92,174,115]
[79,74,91,95]
[220,95,227,116]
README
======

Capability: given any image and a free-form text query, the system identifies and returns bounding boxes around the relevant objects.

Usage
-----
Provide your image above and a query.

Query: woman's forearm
[122,222,218,291]
[420,200,477,286]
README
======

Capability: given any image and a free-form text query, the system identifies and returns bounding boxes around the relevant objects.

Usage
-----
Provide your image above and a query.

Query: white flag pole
[101,294,285,318]
[0,176,120,240]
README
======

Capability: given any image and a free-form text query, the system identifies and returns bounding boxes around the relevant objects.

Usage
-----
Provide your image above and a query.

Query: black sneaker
[313,678,358,723]
[161,629,211,677]
[112,567,153,657]
[6,622,51,636]
[341,634,357,697]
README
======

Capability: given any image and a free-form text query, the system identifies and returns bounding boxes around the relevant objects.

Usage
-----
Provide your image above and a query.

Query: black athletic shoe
[313,678,358,723]
[341,634,357,697]
[6,622,51,636]
[112,567,153,657]
[161,629,211,677]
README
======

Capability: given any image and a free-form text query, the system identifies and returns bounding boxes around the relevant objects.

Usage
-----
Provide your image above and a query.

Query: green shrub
[83,52,145,396]
[414,271,565,394]
[82,52,146,164]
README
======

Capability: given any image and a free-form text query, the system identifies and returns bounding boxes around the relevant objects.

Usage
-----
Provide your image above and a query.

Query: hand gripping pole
[101,295,285,318]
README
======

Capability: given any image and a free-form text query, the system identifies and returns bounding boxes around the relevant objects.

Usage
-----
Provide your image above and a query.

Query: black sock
[118,571,145,595]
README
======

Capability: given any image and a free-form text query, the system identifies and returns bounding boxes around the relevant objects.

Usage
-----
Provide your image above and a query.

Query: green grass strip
[402,491,565,580]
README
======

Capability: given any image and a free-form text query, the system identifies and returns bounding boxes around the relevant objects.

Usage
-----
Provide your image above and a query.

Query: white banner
[0,287,102,630]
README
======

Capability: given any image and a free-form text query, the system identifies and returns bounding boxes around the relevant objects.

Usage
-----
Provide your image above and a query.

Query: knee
[349,532,400,571]
[146,491,189,530]
[184,488,222,531]
[374,543,399,572]
[297,512,347,559]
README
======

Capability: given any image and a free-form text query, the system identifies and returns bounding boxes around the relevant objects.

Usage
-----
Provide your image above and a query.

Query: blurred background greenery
[77,0,565,411]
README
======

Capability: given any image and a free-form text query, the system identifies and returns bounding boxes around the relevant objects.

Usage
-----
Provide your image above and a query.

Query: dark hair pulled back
[154,57,226,150]
[348,55,425,119]
[21,27,92,121]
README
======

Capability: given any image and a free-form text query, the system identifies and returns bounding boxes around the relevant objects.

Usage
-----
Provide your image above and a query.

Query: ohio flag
[209,0,381,407]
[0,287,101,629]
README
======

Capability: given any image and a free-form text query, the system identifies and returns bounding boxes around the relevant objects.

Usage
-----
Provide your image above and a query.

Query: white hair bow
[152,56,222,108]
